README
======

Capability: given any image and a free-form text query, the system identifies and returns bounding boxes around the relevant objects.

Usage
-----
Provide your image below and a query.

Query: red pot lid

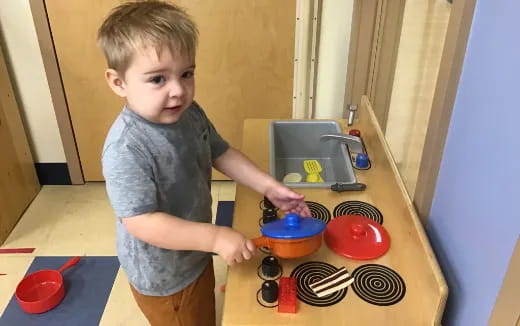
[324,214,390,260]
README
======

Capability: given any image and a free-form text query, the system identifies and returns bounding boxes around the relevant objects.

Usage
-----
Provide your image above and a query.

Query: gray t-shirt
[102,102,229,296]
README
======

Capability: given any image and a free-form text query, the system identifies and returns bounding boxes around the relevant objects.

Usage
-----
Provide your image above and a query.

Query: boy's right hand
[212,226,256,265]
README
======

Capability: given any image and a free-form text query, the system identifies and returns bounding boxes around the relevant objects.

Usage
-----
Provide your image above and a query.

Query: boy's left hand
[265,182,311,217]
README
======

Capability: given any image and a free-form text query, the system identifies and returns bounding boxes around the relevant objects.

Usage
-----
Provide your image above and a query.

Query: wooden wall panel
[45,0,295,180]
[0,45,40,244]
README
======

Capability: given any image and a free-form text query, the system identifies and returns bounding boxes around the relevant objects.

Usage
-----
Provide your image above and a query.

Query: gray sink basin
[269,120,357,188]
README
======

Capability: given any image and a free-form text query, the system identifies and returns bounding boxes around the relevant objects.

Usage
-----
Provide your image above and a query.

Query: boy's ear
[105,68,127,97]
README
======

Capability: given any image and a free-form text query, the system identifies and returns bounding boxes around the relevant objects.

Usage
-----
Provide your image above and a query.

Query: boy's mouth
[164,105,182,112]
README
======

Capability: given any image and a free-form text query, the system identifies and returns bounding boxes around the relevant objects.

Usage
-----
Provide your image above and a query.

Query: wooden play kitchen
[222,99,447,325]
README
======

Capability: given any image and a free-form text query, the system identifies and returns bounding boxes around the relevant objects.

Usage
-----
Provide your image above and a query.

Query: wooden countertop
[222,97,447,325]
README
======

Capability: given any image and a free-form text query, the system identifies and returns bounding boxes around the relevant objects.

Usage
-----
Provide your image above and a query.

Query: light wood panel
[366,0,405,129]
[222,97,447,325]
[45,0,295,181]
[0,44,40,244]
[413,0,476,220]
[345,0,475,223]
[488,236,520,326]
[344,0,378,110]
[385,0,452,198]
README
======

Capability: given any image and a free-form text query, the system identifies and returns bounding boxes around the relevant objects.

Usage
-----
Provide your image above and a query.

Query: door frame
[30,0,317,183]
[293,0,321,119]
[30,0,84,184]
[345,0,477,223]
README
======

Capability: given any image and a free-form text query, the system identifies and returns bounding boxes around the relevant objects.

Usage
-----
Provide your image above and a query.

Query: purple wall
[427,1,520,325]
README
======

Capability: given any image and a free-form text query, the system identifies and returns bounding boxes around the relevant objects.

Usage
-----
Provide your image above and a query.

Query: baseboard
[34,163,71,185]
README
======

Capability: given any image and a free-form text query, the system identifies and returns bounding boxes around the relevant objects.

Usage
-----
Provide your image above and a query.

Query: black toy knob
[262,208,277,224]
[261,255,279,277]
[262,196,275,209]
[261,280,279,303]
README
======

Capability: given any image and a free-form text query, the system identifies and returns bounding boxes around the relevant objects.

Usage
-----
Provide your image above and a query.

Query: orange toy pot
[252,213,326,259]
[253,234,322,259]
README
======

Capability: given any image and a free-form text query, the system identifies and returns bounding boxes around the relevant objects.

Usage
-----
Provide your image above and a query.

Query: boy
[97,1,310,325]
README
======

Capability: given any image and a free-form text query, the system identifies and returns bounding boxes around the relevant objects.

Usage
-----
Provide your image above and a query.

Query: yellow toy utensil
[303,160,324,183]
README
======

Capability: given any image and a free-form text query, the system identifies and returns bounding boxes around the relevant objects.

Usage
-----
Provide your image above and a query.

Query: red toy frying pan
[15,256,80,314]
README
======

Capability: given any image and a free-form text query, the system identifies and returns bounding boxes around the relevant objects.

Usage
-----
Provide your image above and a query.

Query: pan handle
[58,256,80,273]
[252,236,270,249]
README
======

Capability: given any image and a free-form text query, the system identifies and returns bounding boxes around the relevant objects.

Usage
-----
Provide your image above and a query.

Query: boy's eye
[182,71,195,79]
[149,75,165,84]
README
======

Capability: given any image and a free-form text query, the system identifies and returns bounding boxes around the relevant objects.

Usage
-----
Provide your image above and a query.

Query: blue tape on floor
[215,201,234,227]
[0,256,120,326]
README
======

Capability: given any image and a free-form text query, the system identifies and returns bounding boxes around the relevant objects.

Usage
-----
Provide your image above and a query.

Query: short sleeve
[207,119,229,161]
[191,101,229,160]
[102,143,158,218]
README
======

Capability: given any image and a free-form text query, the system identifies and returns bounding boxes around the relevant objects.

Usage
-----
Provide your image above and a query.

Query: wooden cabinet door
[0,46,40,245]
[45,0,296,181]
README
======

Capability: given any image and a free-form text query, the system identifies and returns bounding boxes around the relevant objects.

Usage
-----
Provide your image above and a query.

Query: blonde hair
[97,0,198,74]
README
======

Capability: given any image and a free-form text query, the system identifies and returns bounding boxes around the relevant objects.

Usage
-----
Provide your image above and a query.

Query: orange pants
[129,261,216,326]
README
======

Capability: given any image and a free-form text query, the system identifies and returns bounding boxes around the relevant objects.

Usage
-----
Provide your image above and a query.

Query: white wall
[0,0,65,163]
[314,0,354,119]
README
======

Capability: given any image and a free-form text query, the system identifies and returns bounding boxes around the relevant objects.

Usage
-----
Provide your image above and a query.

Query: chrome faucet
[319,133,365,155]
[346,104,358,126]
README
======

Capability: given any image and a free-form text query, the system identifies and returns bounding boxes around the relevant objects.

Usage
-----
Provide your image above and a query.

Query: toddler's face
[109,45,195,124]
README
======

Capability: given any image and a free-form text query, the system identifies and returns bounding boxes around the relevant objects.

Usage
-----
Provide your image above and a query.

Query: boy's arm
[213,147,311,216]
[213,147,275,195]
[121,212,255,265]
[102,138,255,265]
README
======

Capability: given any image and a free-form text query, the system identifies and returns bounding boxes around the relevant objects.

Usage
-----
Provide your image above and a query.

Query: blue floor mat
[215,201,235,227]
[1,256,119,326]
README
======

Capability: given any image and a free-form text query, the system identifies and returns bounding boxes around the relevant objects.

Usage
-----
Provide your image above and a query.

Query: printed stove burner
[333,201,384,225]
[259,247,272,255]
[305,201,332,224]
[290,261,348,307]
[256,287,278,308]
[351,264,406,306]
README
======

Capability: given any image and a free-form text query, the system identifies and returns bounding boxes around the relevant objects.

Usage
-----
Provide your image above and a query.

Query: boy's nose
[168,80,184,98]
